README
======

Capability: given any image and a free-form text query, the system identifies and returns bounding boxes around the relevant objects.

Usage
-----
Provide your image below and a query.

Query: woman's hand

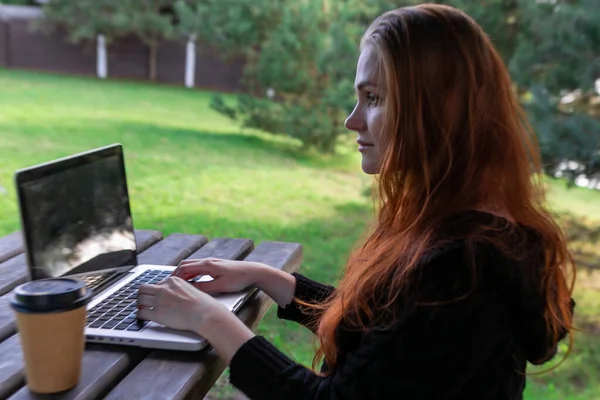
[137,276,255,363]
[137,276,225,332]
[172,258,261,294]
[173,258,297,308]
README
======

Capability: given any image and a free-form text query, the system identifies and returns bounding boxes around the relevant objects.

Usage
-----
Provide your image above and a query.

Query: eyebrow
[355,80,377,90]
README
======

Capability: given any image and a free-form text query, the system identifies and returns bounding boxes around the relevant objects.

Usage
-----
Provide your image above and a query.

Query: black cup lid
[10,278,92,314]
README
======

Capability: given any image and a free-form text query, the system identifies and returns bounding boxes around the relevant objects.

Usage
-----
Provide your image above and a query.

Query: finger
[177,258,212,268]
[173,263,216,280]
[174,259,200,276]
[138,283,161,295]
[137,307,157,321]
[174,260,191,274]
[178,258,201,265]
[137,294,157,308]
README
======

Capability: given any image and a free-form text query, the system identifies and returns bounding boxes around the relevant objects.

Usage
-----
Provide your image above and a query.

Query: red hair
[302,4,575,373]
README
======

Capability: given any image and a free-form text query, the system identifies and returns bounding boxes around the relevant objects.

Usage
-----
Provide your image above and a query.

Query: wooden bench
[0,230,303,399]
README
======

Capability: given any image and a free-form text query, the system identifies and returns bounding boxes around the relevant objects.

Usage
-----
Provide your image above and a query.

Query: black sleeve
[276,272,335,332]
[229,246,512,400]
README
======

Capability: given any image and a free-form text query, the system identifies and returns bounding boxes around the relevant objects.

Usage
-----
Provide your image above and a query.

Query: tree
[1,0,38,4]
[39,0,129,79]
[176,0,414,153]
[174,0,292,93]
[118,0,176,82]
[508,0,600,179]
[187,0,600,176]
[435,0,600,180]
[43,0,177,82]
[40,0,127,46]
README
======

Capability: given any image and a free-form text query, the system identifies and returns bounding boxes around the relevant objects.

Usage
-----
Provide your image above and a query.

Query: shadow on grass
[0,118,360,172]
[134,199,372,285]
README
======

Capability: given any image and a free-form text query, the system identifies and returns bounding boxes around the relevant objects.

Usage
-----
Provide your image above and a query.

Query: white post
[185,34,196,88]
[97,34,107,79]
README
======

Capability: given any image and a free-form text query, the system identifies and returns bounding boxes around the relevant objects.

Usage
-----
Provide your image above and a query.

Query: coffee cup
[10,278,92,393]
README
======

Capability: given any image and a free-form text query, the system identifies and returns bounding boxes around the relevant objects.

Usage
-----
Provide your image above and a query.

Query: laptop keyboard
[86,269,171,331]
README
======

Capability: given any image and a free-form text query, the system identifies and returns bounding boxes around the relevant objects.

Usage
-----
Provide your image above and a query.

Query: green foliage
[433,0,600,179]
[181,0,413,153]
[42,0,176,81]
[194,0,600,170]
[508,0,600,178]
[40,0,128,44]
[1,0,37,4]
[174,0,284,51]
[206,0,351,153]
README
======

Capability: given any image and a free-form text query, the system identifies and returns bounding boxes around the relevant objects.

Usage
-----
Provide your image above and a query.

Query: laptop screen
[16,145,137,280]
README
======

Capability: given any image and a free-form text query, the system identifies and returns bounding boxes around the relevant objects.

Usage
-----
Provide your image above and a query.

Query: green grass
[0,68,598,400]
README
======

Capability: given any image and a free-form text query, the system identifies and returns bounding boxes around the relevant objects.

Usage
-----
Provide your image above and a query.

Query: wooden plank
[186,238,254,260]
[0,230,163,298]
[137,233,207,266]
[0,254,26,299]
[103,241,302,400]
[0,232,23,264]
[4,233,206,400]
[0,336,24,399]
[134,230,165,254]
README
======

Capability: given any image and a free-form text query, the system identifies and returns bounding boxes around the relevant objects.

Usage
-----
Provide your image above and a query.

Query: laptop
[14,143,254,351]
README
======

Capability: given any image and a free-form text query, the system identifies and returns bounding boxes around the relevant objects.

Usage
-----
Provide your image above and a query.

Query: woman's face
[345,43,386,175]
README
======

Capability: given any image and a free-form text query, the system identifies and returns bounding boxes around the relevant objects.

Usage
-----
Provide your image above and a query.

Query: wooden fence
[0,5,246,92]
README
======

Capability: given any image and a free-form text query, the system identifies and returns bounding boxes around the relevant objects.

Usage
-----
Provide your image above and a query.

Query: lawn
[0,69,598,399]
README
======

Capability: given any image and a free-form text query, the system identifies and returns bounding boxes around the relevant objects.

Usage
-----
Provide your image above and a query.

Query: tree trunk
[148,41,158,81]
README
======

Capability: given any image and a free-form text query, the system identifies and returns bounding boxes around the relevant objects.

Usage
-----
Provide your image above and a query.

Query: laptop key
[102,320,119,329]
[89,321,104,328]
[126,324,142,331]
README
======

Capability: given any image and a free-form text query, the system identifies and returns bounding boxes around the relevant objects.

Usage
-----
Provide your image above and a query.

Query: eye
[365,91,380,106]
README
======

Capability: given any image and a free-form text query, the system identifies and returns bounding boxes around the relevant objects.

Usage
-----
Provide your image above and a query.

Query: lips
[357,139,374,147]
[357,139,374,152]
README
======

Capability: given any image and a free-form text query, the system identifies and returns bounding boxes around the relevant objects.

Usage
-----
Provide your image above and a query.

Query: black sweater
[229,212,573,399]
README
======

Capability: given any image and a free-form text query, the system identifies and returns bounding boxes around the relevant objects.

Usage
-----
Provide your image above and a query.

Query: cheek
[367,107,385,145]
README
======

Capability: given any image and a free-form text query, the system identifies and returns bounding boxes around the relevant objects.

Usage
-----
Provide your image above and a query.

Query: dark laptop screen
[16,146,137,280]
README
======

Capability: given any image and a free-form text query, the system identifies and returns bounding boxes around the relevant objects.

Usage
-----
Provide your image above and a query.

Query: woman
[137,4,576,399]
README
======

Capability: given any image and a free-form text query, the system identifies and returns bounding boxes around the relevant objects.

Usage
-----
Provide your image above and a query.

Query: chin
[361,161,380,175]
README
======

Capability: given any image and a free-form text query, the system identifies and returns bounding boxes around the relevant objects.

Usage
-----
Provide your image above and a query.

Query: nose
[344,103,366,132]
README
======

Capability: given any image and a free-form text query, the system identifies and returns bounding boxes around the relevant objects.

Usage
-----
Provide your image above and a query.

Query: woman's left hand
[137,276,227,333]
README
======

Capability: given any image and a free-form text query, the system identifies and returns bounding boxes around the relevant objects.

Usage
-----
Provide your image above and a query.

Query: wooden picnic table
[0,230,303,400]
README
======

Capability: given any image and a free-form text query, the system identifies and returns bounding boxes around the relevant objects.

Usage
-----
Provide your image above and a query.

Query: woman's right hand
[172,258,262,294]
[172,258,297,308]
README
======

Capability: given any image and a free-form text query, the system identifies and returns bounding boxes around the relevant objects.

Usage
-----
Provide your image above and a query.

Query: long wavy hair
[303,4,576,374]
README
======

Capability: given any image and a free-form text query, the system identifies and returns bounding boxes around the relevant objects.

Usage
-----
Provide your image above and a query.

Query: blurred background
[0,0,598,399]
